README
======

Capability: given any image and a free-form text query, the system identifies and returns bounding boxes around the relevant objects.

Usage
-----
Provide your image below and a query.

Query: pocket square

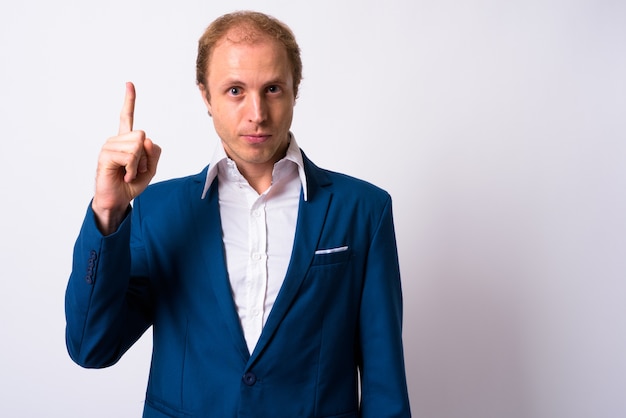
[314,246,349,255]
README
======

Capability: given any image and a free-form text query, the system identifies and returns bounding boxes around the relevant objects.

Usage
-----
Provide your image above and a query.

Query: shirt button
[243,372,257,386]
[252,210,261,217]
[252,253,261,261]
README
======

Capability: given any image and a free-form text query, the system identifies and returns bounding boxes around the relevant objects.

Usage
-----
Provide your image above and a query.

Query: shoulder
[133,167,208,211]
[302,151,391,205]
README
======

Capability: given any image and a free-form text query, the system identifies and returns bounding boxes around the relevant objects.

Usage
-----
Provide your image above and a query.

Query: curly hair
[196,11,303,99]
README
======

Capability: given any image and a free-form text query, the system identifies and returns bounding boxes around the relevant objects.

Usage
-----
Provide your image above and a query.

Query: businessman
[65,10,411,418]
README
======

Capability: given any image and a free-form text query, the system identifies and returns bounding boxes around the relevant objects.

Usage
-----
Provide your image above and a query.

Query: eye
[266,85,281,94]
[228,87,241,96]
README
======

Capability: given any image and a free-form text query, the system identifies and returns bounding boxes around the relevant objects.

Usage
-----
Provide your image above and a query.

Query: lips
[242,134,271,144]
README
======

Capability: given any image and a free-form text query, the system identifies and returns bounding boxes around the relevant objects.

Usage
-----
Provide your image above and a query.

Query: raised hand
[92,82,162,235]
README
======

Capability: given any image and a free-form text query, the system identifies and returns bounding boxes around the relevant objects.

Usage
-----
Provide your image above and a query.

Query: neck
[240,165,274,195]
[237,139,291,194]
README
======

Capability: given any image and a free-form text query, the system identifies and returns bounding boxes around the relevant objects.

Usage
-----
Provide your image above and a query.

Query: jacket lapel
[191,176,250,362]
[248,154,332,365]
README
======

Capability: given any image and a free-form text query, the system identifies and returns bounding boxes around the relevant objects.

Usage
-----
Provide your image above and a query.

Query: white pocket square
[315,246,349,255]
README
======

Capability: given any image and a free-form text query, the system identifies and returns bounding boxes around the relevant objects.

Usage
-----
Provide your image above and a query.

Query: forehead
[208,32,291,81]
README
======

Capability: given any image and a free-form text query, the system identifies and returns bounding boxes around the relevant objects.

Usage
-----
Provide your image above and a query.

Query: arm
[358,197,412,417]
[65,204,152,368]
[65,82,161,367]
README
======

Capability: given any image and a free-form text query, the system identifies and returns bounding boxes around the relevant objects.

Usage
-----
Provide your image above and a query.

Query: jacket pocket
[311,246,352,266]
[319,411,358,418]
[144,397,193,418]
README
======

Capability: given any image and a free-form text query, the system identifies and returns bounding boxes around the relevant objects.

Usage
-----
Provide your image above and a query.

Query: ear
[198,83,212,117]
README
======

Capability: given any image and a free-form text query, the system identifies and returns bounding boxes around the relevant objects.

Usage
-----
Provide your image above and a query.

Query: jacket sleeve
[358,196,412,417]
[65,203,153,368]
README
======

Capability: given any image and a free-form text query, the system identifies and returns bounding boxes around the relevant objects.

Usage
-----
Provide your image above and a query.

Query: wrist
[91,200,130,236]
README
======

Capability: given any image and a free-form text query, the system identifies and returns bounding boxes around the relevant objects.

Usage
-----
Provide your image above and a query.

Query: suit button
[242,372,257,386]
[85,250,97,284]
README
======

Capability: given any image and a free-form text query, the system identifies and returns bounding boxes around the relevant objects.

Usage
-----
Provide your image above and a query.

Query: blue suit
[65,151,411,417]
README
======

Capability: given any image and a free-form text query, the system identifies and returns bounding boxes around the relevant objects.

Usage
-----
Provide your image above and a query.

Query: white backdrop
[1,0,625,417]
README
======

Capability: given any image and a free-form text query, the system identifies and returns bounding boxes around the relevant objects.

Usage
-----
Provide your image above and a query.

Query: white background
[1,0,625,417]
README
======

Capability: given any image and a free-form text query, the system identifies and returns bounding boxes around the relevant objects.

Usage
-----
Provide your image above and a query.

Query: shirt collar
[201,133,308,201]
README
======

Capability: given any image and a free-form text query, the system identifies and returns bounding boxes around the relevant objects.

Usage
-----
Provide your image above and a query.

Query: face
[200,34,295,176]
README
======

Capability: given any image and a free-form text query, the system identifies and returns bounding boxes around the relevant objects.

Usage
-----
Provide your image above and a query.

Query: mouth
[241,134,271,144]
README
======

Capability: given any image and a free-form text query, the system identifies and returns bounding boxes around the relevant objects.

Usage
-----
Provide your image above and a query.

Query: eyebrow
[218,77,289,89]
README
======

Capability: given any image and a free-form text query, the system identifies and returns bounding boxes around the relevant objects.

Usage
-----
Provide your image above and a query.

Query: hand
[92,82,162,235]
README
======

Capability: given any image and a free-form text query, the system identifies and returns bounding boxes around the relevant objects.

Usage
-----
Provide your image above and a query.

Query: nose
[247,93,267,124]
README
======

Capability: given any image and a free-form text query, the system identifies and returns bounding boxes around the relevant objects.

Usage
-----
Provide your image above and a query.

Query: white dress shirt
[202,135,308,355]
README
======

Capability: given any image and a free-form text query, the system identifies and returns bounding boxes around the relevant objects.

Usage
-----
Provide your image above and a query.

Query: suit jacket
[65,151,411,418]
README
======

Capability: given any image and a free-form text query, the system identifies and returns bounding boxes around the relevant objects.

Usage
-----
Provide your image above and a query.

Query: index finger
[118,81,136,135]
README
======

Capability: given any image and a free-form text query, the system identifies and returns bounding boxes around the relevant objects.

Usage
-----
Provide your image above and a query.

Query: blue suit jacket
[65,152,411,417]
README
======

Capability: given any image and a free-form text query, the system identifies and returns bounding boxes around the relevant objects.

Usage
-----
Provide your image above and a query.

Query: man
[65,10,411,418]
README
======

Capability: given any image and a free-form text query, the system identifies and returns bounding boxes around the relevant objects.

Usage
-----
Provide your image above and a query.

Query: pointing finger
[118,81,136,135]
